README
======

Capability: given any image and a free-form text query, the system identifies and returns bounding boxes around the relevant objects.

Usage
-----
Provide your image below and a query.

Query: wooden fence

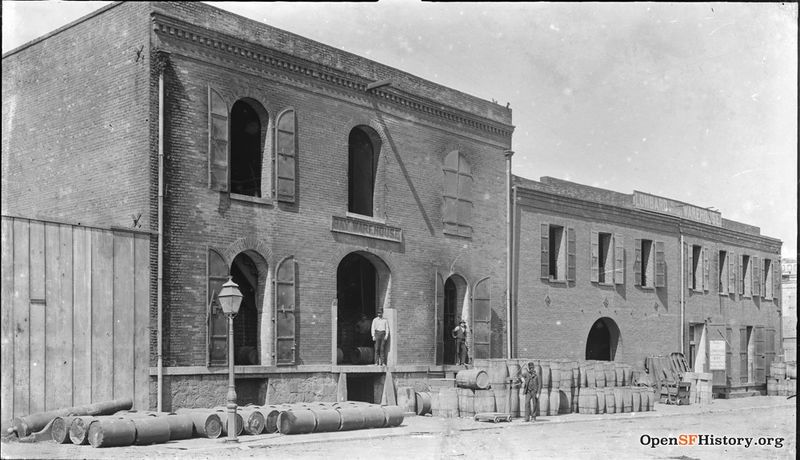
[1,216,151,423]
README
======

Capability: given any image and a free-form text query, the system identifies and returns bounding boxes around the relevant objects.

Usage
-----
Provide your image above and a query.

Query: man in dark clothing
[520,362,541,422]
[451,320,469,365]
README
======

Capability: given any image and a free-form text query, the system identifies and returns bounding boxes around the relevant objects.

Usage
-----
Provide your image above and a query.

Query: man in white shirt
[371,310,390,366]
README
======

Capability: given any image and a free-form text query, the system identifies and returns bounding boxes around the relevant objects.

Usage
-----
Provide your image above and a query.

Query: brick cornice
[151,13,513,144]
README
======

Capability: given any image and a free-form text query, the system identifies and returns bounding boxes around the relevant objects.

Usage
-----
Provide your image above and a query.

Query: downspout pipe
[157,60,165,412]
[504,150,514,359]
[679,229,685,355]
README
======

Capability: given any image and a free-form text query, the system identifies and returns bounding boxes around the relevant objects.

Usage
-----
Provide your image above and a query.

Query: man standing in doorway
[371,310,389,366]
[452,320,469,365]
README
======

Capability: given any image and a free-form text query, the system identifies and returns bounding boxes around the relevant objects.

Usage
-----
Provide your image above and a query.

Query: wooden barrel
[456,369,490,390]
[632,388,643,412]
[131,416,171,445]
[578,388,597,414]
[51,416,75,444]
[623,365,633,387]
[594,364,606,388]
[585,364,596,388]
[614,363,624,386]
[236,346,259,365]
[571,387,580,413]
[9,398,133,438]
[457,388,475,417]
[488,359,509,386]
[612,388,625,413]
[619,387,632,413]
[570,361,580,389]
[255,407,280,434]
[336,407,365,431]
[438,387,459,418]
[212,410,244,436]
[537,389,549,416]
[309,407,341,433]
[493,387,509,414]
[647,390,657,410]
[160,414,193,440]
[363,405,389,428]
[278,409,316,434]
[557,388,571,414]
[415,392,432,416]
[509,383,520,417]
[397,386,416,414]
[69,416,97,445]
[175,410,222,439]
[539,362,551,389]
[603,388,616,414]
[771,362,786,379]
[579,363,589,388]
[604,363,616,387]
[550,361,561,389]
[382,406,404,427]
[507,361,522,382]
[238,407,266,435]
[474,389,495,413]
[349,347,375,365]
[87,418,137,448]
[518,388,527,418]
[595,389,605,414]
[787,362,797,379]
[767,378,779,396]
[549,388,561,416]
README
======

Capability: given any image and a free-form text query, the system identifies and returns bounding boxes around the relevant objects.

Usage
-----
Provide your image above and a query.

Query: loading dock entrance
[585,317,620,361]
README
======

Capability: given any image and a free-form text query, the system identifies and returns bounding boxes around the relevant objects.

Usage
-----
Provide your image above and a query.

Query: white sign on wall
[709,340,726,370]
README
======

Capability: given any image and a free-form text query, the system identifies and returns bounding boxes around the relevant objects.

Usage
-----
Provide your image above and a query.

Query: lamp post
[218,276,243,443]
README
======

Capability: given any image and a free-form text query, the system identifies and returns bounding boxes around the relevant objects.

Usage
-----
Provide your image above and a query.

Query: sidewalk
[1,396,795,458]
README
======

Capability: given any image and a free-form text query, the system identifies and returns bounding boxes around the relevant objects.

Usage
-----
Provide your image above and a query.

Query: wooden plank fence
[0,216,151,423]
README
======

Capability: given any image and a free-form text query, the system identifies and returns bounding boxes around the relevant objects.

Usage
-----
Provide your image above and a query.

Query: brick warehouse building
[1,2,782,420]
[1,1,512,419]
[512,177,782,396]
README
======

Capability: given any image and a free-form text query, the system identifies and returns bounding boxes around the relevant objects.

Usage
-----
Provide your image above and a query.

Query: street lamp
[218,276,243,443]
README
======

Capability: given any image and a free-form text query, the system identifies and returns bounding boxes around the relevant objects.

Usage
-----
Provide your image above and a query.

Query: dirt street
[1,397,795,459]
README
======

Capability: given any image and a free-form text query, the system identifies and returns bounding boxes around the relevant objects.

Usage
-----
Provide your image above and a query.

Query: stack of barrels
[272,402,404,434]
[576,360,656,415]
[768,360,798,397]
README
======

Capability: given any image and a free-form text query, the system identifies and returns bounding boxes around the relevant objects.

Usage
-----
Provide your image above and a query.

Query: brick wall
[2,2,152,230]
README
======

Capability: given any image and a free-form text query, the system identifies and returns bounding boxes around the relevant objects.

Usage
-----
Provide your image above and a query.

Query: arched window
[442,150,473,237]
[230,100,264,197]
[348,126,381,216]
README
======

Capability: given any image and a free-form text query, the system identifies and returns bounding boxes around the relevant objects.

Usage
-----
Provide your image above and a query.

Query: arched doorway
[440,274,468,365]
[585,317,621,361]
[230,252,260,364]
[336,252,391,365]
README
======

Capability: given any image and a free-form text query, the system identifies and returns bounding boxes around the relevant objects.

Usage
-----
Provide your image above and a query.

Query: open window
[348,126,381,216]
[591,232,623,285]
[541,224,575,282]
[635,239,665,288]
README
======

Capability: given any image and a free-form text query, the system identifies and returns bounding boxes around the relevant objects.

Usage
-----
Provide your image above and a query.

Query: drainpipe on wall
[679,229,685,355]
[504,150,514,359]
[157,61,165,412]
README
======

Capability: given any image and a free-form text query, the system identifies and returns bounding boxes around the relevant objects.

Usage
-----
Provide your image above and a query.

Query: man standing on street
[371,310,389,366]
[520,362,541,422]
[451,320,469,365]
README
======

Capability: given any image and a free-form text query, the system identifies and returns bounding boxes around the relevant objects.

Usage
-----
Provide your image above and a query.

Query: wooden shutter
[702,247,709,292]
[739,327,748,383]
[457,157,473,238]
[472,276,492,360]
[208,87,229,191]
[275,256,296,366]
[655,241,666,288]
[434,270,444,365]
[633,239,642,286]
[728,251,736,295]
[540,224,550,280]
[738,254,744,296]
[765,328,775,379]
[590,231,599,283]
[773,258,781,304]
[567,227,576,281]
[754,326,765,383]
[275,109,296,203]
[614,234,624,285]
[753,256,760,299]
[207,249,229,366]
[715,251,723,294]
[725,327,732,386]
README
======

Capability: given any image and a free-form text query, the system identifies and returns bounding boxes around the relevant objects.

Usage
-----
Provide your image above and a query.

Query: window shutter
[737,254,744,295]
[275,109,297,203]
[752,256,759,299]
[728,252,736,295]
[703,246,709,292]
[567,227,576,281]
[275,256,297,366]
[655,241,666,288]
[754,326,765,383]
[208,87,229,192]
[725,327,732,385]
[614,234,624,285]
[765,328,775,379]
[590,231,599,283]
[773,258,780,304]
[739,327,748,383]
[207,249,229,366]
[761,259,768,299]
[540,224,550,279]
[472,276,492,360]
[434,270,444,365]
[715,251,722,294]
[633,239,642,286]
[685,242,691,292]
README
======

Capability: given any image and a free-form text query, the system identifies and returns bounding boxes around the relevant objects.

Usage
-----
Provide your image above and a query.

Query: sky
[3,1,797,257]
